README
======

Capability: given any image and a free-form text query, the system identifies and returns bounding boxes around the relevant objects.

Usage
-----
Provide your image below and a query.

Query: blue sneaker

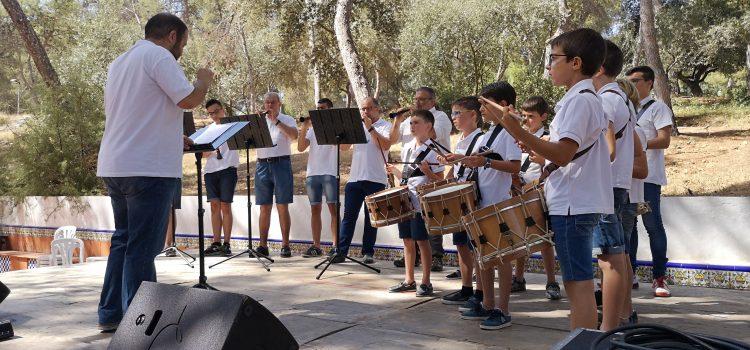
[480,309,512,330]
[458,294,480,313]
[460,305,491,320]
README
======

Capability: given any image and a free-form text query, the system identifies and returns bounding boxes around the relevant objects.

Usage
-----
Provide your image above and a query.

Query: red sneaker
[653,276,671,297]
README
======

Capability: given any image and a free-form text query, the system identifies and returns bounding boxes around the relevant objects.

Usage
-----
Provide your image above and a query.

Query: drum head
[374,186,406,197]
[423,183,473,198]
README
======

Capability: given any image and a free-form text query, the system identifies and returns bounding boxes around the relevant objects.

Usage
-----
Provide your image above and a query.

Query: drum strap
[602,89,632,140]
[456,132,484,180]
[400,145,433,185]
[520,130,549,173]
[636,99,656,123]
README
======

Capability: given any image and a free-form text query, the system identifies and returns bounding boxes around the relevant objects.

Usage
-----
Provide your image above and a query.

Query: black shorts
[205,167,238,203]
[172,178,182,209]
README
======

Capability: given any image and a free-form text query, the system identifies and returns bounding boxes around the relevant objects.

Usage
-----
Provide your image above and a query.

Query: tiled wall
[1,224,748,290]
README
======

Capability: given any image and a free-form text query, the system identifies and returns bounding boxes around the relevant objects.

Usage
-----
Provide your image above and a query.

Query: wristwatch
[483,157,492,169]
[275,120,281,126]
[368,126,375,133]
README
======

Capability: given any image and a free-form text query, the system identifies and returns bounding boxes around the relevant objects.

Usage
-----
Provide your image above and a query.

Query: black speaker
[550,328,607,349]
[109,282,298,350]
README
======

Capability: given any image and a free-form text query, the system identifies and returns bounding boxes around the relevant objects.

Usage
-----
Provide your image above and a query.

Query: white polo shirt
[545,79,614,216]
[630,126,647,204]
[256,113,297,159]
[519,127,547,184]
[203,122,240,174]
[476,125,521,208]
[637,96,673,186]
[599,82,635,190]
[349,118,392,185]
[452,128,483,181]
[401,139,445,208]
[397,107,452,151]
[305,128,337,177]
[97,40,194,178]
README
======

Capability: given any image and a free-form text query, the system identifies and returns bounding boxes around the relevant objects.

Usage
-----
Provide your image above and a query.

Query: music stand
[309,108,381,279]
[158,112,198,267]
[185,117,249,290]
[209,114,275,271]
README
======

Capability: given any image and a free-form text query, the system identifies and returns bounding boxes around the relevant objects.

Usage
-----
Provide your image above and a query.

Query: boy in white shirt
[626,65,674,298]
[298,98,339,258]
[454,82,521,331]
[202,99,240,257]
[484,28,612,330]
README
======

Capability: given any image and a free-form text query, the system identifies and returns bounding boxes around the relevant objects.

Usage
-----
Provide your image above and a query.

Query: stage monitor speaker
[109,282,298,350]
[550,328,608,350]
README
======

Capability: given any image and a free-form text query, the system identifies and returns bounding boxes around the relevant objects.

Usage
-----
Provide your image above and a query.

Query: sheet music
[191,123,233,145]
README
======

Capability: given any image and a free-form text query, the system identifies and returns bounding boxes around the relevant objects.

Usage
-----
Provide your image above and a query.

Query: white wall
[1,196,749,267]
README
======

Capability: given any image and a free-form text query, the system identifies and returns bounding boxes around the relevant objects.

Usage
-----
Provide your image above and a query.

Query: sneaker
[431,256,444,272]
[653,276,671,297]
[164,249,177,257]
[362,254,375,264]
[545,281,561,300]
[416,283,434,297]
[632,274,640,289]
[389,281,417,293]
[510,277,526,293]
[480,309,512,330]
[393,256,420,268]
[256,245,270,257]
[628,310,639,325]
[594,289,603,308]
[442,290,471,305]
[458,294,481,312]
[329,254,345,264]
[327,248,337,257]
[303,246,323,258]
[98,322,119,333]
[222,242,232,256]
[445,270,461,279]
[280,246,292,258]
[204,242,222,256]
[460,305,492,320]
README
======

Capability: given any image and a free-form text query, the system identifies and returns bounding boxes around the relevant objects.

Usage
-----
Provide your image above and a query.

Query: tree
[1,0,59,87]
[335,0,370,107]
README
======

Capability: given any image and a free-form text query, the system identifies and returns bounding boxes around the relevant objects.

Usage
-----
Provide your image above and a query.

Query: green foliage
[506,63,565,111]
[6,79,104,196]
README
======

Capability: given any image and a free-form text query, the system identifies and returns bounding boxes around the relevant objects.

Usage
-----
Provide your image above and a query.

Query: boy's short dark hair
[145,13,188,43]
[451,96,483,126]
[601,40,624,77]
[205,99,222,109]
[412,109,435,126]
[625,65,655,83]
[521,96,550,115]
[317,98,334,108]
[479,81,516,106]
[549,28,606,77]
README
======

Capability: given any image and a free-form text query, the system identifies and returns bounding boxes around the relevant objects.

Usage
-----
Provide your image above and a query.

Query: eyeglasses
[629,78,645,84]
[414,97,434,102]
[548,54,570,63]
[451,110,468,117]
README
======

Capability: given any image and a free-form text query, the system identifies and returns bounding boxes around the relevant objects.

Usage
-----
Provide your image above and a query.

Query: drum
[420,182,477,235]
[415,178,456,197]
[461,187,553,269]
[365,186,415,228]
[521,179,543,194]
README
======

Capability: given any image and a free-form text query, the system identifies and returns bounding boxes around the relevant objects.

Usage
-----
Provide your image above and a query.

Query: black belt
[258,155,290,163]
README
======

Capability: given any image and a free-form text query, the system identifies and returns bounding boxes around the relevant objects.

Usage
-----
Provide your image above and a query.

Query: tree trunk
[1,0,60,87]
[632,26,644,67]
[640,0,678,134]
[334,0,370,108]
[683,79,703,97]
[746,43,750,98]
[308,23,321,104]
[543,0,575,77]
[373,69,381,99]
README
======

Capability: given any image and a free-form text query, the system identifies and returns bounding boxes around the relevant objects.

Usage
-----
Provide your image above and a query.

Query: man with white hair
[255,92,298,258]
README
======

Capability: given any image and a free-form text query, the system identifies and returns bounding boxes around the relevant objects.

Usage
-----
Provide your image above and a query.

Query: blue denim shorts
[205,167,238,203]
[620,202,637,254]
[452,230,474,251]
[172,178,182,209]
[305,175,338,205]
[550,213,601,282]
[398,213,430,241]
[255,157,294,205]
[592,188,627,256]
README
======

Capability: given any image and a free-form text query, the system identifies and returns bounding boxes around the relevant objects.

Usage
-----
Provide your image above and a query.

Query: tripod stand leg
[316,258,335,280]
[345,256,381,273]
[209,248,271,272]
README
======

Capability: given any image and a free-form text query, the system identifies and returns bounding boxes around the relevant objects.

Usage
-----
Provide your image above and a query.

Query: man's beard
[169,41,182,60]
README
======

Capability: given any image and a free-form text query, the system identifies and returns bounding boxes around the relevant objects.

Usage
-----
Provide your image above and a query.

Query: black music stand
[158,112,198,267]
[209,114,275,271]
[185,118,249,290]
[310,108,381,279]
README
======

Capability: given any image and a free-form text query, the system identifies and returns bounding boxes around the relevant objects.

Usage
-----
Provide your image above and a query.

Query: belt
[258,155,290,163]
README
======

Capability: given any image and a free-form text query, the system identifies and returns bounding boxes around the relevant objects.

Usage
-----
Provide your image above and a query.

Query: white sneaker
[653,277,671,297]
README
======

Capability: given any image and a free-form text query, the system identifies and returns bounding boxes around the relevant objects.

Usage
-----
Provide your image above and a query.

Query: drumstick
[387,161,441,166]
[444,150,494,166]
[477,96,526,122]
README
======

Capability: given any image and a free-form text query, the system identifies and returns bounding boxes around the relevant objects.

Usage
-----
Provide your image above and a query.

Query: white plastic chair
[50,238,85,266]
[53,225,77,239]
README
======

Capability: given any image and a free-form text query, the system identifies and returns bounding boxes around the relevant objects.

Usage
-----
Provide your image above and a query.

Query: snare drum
[415,178,456,197]
[420,182,477,235]
[365,186,416,227]
[461,187,553,269]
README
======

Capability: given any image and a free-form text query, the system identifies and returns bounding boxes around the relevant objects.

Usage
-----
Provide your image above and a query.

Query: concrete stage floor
[1,252,748,349]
